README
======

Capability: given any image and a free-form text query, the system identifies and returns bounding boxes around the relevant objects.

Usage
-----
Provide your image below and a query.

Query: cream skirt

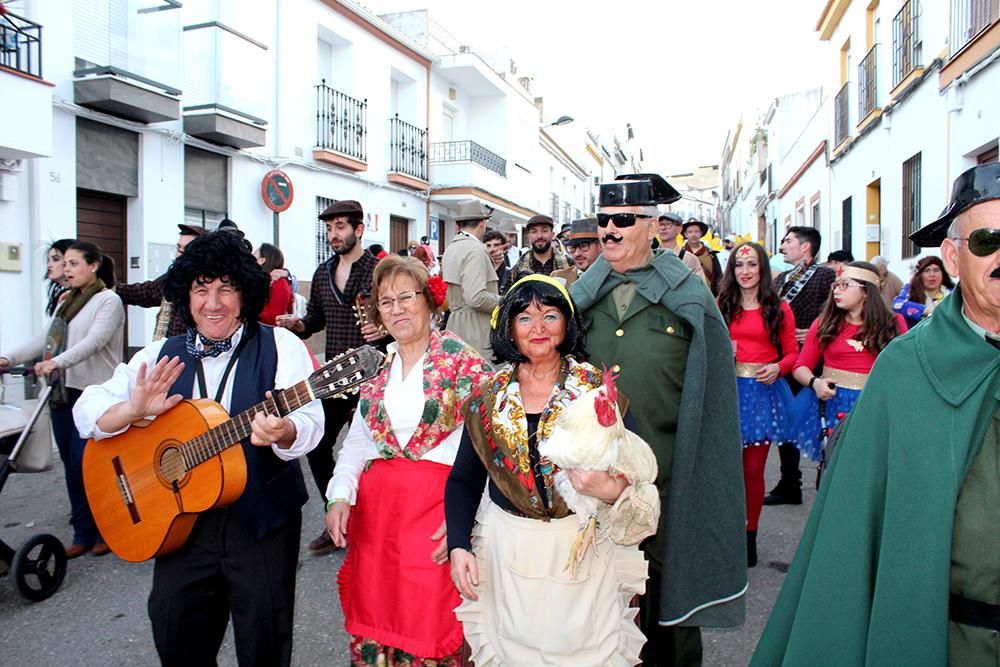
[455,501,648,666]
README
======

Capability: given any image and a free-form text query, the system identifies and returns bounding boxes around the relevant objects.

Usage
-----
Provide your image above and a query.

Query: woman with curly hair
[792,261,907,460]
[717,242,798,566]
[325,256,492,666]
[892,255,954,329]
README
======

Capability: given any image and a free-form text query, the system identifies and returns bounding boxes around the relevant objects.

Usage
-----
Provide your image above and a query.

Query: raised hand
[129,356,186,420]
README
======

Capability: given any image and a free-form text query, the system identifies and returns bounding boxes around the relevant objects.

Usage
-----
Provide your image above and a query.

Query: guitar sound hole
[158,447,186,485]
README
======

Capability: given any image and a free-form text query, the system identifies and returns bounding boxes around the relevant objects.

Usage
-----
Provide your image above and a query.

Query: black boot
[764,443,803,505]
[747,530,758,567]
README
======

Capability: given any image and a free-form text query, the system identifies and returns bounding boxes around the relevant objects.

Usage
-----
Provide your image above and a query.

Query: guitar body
[82,399,248,562]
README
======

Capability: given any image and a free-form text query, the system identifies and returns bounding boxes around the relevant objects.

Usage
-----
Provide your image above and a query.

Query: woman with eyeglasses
[791,261,907,461]
[324,256,492,667]
[717,242,798,567]
[892,255,955,329]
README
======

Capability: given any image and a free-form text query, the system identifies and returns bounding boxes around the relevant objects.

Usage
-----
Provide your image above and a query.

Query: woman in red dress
[254,243,293,325]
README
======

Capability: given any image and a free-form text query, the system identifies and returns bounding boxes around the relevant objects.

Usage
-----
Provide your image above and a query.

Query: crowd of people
[2,162,998,665]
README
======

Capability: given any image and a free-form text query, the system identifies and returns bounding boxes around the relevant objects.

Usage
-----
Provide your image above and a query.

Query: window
[902,152,922,258]
[978,144,999,164]
[842,196,853,254]
[795,198,806,226]
[811,195,821,228]
[316,196,335,266]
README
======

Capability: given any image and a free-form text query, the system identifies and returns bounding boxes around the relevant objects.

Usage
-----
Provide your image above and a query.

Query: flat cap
[178,223,207,237]
[525,215,555,230]
[319,200,364,221]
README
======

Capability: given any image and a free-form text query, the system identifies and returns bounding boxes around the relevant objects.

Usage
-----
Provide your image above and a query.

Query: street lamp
[540,115,574,129]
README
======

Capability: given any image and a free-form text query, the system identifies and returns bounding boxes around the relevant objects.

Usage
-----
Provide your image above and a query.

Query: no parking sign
[261,170,294,213]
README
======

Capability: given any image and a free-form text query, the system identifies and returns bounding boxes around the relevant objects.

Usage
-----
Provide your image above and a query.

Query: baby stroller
[0,367,67,601]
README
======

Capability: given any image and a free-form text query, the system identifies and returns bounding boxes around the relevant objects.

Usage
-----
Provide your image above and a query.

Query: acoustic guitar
[82,345,383,562]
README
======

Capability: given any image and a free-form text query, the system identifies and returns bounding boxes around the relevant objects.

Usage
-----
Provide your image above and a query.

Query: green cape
[752,286,1000,665]
[571,251,747,627]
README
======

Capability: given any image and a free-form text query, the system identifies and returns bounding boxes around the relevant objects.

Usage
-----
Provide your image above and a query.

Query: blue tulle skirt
[788,386,862,461]
[737,376,794,447]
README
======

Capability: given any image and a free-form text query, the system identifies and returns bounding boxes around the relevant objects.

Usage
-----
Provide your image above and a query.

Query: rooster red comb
[594,368,619,428]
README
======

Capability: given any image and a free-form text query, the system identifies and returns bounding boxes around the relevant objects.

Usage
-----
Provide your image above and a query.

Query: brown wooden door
[76,190,127,284]
[390,216,409,254]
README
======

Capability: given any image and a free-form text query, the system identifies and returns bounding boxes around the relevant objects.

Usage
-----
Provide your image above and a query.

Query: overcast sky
[365,0,828,175]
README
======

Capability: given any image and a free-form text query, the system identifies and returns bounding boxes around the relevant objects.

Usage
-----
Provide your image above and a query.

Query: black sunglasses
[957,228,1000,257]
[596,213,655,228]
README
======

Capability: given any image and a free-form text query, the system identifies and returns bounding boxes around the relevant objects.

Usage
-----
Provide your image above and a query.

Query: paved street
[0,449,815,665]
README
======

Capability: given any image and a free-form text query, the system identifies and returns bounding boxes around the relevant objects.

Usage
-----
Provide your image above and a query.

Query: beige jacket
[442,232,499,358]
[665,245,709,284]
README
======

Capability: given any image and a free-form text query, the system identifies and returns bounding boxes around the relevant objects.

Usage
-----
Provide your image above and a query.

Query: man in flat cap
[440,199,499,358]
[510,214,571,283]
[552,217,601,287]
[276,199,382,553]
[656,213,708,285]
[680,219,722,295]
[115,223,207,340]
[753,163,1000,666]
[570,173,746,665]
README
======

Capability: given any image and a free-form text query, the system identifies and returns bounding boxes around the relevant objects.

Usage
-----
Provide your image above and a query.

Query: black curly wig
[163,230,270,334]
[489,278,587,364]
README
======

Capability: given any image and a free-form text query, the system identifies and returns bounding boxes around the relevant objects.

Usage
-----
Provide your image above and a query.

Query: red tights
[743,444,771,531]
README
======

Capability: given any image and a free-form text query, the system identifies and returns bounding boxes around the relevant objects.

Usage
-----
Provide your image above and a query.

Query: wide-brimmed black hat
[319,199,364,221]
[682,219,709,235]
[599,173,681,207]
[910,163,1000,247]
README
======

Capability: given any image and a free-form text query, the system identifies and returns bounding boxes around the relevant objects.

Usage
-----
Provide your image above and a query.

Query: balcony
[1,10,42,79]
[430,140,506,177]
[951,0,1000,56]
[73,0,181,124]
[313,81,367,171]
[857,45,878,125]
[0,10,51,160]
[892,1,922,89]
[834,82,850,147]
[386,115,428,190]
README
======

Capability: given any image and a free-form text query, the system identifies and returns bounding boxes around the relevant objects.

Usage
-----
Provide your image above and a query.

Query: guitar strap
[194,333,251,404]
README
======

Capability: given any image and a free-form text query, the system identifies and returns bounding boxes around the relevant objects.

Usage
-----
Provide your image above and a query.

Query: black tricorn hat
[599,173,681,207]
[910,163,1000,247]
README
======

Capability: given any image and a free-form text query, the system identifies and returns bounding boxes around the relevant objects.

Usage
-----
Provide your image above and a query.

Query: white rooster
[540,371,660,577]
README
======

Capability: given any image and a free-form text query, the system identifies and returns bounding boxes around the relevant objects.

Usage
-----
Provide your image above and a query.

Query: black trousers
[639,566,704,666]
[148,508,302,667]
[306,394,359,503]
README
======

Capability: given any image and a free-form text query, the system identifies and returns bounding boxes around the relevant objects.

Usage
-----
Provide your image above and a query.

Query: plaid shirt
[774,261,837,330]
[116,274,187,338]
[509,249,570,284]
[300,251,379,359]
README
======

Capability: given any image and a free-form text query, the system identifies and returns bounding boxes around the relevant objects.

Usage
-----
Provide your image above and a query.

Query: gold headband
[490,274,575,329]
[837,265,881,287]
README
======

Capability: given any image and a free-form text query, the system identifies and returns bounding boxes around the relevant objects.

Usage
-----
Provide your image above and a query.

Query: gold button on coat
[612,364,621,373]
[666,326,675,334]
[615,329,624,337]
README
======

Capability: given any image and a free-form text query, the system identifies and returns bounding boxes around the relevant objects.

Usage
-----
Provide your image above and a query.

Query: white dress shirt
[73,325,323,461]
[326,341,464,503]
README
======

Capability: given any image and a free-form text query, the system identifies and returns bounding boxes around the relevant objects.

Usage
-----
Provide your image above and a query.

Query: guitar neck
[181,380,314,469]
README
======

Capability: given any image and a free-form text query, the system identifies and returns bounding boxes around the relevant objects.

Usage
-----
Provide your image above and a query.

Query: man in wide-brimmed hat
[497,217,522,267]
[510,214,570,283]
[552,217,600,287]
[656,213,707,285]
[680,218,722,295]
[754,162,1000,666]
[440,199,499,357]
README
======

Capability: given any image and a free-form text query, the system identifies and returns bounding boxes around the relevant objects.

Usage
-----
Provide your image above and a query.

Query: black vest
[159,326,308,541]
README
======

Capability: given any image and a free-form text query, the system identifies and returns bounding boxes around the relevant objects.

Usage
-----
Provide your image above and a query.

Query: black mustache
[602,234,624,244]
[991,267,1000,278]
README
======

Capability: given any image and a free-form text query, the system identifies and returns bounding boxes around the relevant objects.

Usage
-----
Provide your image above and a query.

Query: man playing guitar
[74,230,324,666]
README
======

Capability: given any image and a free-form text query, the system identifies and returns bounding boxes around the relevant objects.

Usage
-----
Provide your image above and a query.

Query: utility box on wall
[0,242,23,272]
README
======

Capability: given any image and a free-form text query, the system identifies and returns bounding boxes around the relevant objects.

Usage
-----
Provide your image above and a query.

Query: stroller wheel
[12,533,67,602]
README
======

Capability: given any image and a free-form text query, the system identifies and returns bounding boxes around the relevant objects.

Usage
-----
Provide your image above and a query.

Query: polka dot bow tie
[185,328,234,359]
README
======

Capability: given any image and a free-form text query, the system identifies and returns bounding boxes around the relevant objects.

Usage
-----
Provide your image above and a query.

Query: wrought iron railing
[429,140,506,177]
[858,45,878,121]
[951,0,1000,56]
[550,193,560,219]
[835,82,850,145]
[315,80,367,162]
[893,1,921,87]
[0,10,42,78]
[388,115,427,181]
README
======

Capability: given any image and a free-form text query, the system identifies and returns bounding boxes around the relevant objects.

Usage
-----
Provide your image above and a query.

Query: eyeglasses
[596,213,655,228]
[376,291,418,312]
[831,280,863,291]
[953,228,1000,257]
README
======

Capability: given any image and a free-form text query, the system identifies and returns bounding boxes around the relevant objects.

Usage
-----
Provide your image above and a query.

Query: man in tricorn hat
[509,214,570,283]
[440,199,499,358]
[552,217,601,287]
[276,199,384,553]
[570,173,746,665]
[753,163,1000,665]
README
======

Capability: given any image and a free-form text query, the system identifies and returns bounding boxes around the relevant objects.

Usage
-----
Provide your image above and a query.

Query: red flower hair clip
[427,275,448,307]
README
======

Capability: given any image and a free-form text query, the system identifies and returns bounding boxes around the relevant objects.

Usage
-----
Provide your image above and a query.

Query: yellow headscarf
[490,274,575,329]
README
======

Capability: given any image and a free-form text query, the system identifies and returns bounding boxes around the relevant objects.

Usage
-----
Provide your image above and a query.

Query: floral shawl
[358,330,492,460]
[464,357,603,518]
